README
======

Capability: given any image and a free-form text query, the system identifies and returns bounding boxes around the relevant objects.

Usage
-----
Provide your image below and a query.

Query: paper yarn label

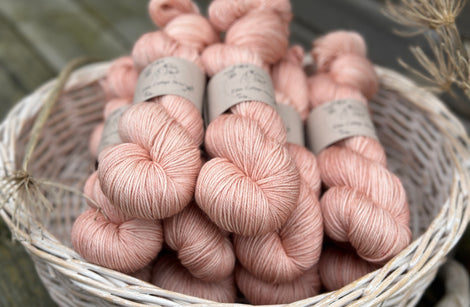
[307,99,378,154]
[207,63,276,123]
[133,57,206,113]
[97,106,129,154]
[277,104,304,146]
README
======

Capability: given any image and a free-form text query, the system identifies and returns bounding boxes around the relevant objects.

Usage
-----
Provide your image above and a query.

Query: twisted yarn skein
[195,0,301,236]
[307,31,411,288]
[163,202,236,281]
[319,245,379,291]
[97,0,218,220]
[148,0,200,28]
[235,264,321,305]
[100,56,139,101]
[74,55,162,273]
[89,57,137,158]
[234,47,323,286]
[151,254,237,303]
[71,172,163,273]
[208,0,292,33]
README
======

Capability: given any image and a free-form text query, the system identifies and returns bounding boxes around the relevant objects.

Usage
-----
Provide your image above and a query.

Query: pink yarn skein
[235,264,321,305]
[89,57,137,158]
[308,31,411,287]
[71,172,163,273]
[195,0,301,236]
[208,0,292,33]
[319,245,379,291]
[97,0,218,220]
[163,202,236,281]
[151,254,237,303]
[234,47,323,286]
[75,56,162,273]
[101,56,139,101]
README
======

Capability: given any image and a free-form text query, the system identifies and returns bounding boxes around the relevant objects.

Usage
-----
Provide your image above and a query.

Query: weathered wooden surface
[0,222,56,307]
[0,0,468,306]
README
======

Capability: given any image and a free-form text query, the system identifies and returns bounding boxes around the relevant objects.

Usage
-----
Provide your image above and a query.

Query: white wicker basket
[0,61,469,306]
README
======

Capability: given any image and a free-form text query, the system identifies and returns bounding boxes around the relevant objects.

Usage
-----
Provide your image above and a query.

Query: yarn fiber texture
[308,31,411,290]
[71,172,163,273]
[97,0,218,220]
[163,202,236,281]
[73,54,164,274]
[234,47,323,283]
[195,0,301,237]
[235,264,321,305]
[231,46,323,304]
[89,56,137,158]
[151,254,237,303]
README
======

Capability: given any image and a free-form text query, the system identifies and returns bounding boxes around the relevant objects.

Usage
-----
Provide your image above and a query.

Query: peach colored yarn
[312,31,367,74]
[130,263,154,283]
[151,254,236,303]
[100,56,139,100]
[90,57,138,158]
[234,47,323,283]
[148,0,199,28]
[236,264,321,305]
[195,0,300,236]
[97,0,218,220]
[88,123,104,159]
[77,53,161,273]
[319,245,379,291]
[308,32,411,265]
[71,173,163,273]
[71,208,162,273]
[163,202,235,281]
[89,98,132,159]
[208,0,292,32]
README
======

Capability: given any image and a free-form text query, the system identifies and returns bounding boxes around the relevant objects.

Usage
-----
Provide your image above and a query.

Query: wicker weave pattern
[0,63,469,306]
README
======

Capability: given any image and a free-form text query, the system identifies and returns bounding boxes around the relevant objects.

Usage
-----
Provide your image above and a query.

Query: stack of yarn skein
[71,0,412,304]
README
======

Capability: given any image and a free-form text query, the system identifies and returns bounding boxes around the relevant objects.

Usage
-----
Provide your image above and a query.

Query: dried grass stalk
[0,57,97,239]
[385,0,470,101]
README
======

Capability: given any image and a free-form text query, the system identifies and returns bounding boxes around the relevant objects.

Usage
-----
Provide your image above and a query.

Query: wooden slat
[72,0,155,49]
[0,64,28,120]
[0,0,128,71]
[0,12,58,304]
[0,13,56,104]
[0,221,56,307]
[73,0,211,47]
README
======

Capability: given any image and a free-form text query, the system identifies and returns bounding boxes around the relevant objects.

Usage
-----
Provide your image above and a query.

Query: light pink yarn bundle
[163,202,236,281]
[318,244,379,291]
[151,254,237,303]
[308,31,412,290]
[89,57,137,158]
[97,0,219,220]
[236,264,321,305]
[195,0,301,237]
[71,172,163,273]
[74,55,163,274]
[233,46,323,304]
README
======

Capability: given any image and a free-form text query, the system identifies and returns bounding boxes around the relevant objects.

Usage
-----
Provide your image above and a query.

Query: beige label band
[207,63,276,123]
[277,104,304,146]
[97,106,129,154]
[307,99,378,155]
[133,57,206,113]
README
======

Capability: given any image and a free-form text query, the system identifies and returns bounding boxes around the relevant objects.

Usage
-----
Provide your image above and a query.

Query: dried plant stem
[22,57,93,171]
[386,0,470,102]
[0,57,97,238]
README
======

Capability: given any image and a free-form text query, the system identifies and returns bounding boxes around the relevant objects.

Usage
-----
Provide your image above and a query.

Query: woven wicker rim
[0,62,469,306]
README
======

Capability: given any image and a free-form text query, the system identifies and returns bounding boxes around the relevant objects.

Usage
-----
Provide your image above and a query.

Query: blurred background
[0,0,469,306]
